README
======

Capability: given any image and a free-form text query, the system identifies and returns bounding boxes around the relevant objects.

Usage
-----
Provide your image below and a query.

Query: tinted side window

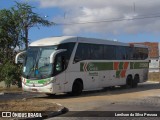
[126,47,132,60]
[74,43,104,62]
[134,47,148,60]
[104,45,116,60]
[116,46,127,60]
[58,42,75,66]
[74,43,90,62]
[89,44,103,60]
[74,43,148,61]
[143,48,148,59]
[124,47,148,60]
[58,42,75,58]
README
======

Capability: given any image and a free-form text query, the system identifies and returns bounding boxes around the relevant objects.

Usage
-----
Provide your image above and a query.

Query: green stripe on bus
[80,62,148,71]
[119,62,124,69]
[130,62,149,69]
[91,62,113,71]
[26,78,50,84]
[80,63,84,71]
[80,62,113,71]
[130,62,134,69]
[116,71,121,78]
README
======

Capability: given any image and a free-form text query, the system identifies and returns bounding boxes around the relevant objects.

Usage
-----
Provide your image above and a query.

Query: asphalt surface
[0,81,160,120]
[45,81,160,120]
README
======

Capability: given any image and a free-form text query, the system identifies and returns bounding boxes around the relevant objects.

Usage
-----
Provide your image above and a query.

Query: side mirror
[149,60,151,63]
[50,49,67,63]
[15,51,26,64]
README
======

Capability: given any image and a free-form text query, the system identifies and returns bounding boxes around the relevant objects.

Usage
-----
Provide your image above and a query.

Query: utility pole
[133,2,136,13]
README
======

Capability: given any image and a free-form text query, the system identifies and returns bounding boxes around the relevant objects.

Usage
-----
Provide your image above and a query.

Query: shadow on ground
[37,82,160,100]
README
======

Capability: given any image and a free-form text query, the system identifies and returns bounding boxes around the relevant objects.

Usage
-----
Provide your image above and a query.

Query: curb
[0,92,5,95]
[12,103,68,120]
[147,81,160,84]
[42,103,69,119]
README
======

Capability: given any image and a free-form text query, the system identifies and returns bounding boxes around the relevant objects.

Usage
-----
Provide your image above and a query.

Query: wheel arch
[127,74,133,80]
[73,78,84,89]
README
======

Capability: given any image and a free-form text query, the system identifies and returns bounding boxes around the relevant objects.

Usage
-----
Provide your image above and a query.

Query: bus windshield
[23,46,57,79]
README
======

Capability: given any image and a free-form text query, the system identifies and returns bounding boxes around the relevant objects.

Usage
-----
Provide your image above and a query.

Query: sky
[0,0,160,43]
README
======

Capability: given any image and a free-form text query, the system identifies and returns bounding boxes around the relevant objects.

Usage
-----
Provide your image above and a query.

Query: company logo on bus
[83,63,98,71]
[88,63,98,71]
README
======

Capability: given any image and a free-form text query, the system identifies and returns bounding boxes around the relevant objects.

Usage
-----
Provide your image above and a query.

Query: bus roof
[29,36,148,48]
[30,36,76,46]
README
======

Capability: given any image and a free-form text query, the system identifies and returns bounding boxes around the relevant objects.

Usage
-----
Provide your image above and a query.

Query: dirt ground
[0,98,62,112]
[148,72,160,82]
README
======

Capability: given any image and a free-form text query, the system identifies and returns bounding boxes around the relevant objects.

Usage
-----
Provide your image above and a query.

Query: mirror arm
[50,49,67,63]
[15,51,26,64]
[50,52,55,64]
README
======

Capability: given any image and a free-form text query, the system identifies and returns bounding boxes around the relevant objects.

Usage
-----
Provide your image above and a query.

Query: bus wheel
[126,75,133,88]
[71,80,83,96]
[133,75,139,88]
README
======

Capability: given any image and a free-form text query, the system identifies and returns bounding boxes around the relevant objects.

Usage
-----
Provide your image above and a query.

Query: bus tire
[126,75,133,88]
[133,75,139,88]
[71,80,83,96]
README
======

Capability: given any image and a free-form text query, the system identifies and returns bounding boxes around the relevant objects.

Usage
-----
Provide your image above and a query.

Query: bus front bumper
[22,83,55,94]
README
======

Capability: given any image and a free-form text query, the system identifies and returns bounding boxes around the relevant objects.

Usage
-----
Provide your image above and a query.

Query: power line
[55,14,160,26]
[55,6,160,20]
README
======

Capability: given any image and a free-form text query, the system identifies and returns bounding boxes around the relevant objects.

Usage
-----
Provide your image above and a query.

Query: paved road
[0,81,160,120]
[44,81,160,120]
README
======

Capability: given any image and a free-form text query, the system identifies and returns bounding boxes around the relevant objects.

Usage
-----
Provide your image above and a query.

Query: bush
[0,61,22,88]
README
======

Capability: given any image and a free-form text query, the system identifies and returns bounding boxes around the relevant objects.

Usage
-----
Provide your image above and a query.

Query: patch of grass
[0,85,22,92]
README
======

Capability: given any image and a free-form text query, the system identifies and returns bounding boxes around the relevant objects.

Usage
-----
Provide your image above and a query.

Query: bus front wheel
[71,80,83,96]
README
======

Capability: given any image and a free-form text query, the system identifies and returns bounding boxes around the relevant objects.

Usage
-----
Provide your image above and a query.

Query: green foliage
[0,62,22,88]
[0,2,54,88]
[0,2,54,52]
[12,2,54,49]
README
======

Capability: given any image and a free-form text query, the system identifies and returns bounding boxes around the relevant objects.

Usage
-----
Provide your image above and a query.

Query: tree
[0,9,20,64]
[12,2,54,49]
[0,2,54,87]
[0,2,54,62]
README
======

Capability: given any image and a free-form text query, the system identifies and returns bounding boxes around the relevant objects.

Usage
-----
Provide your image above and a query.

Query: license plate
[31,88,38,92]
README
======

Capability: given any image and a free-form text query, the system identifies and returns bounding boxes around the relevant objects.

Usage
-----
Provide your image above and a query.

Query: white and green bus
[15,36,149,95]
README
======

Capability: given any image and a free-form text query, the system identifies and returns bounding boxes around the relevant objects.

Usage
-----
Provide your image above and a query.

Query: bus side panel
[108,70,126,86]
[53,72,66,93]
[64,71,86,92]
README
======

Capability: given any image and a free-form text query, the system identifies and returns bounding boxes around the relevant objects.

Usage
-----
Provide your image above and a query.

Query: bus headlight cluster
[21,77,26,85]
[50,77,56,83]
